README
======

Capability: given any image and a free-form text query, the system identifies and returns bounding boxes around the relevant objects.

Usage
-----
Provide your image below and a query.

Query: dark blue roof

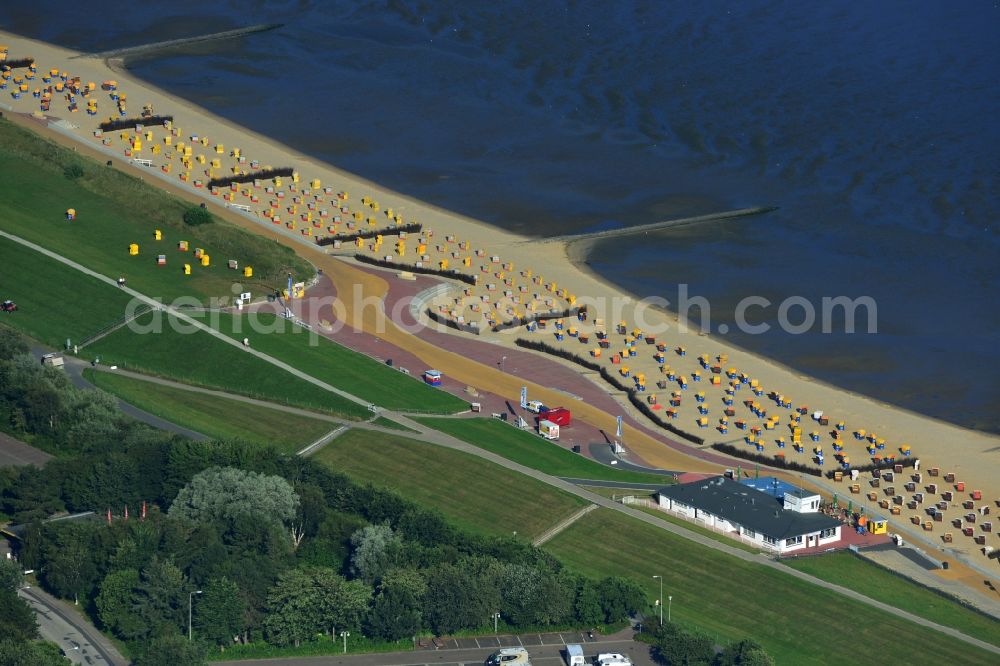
[658,477,839,540]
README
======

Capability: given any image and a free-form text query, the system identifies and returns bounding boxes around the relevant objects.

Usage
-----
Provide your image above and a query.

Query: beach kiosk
[423,369,442,387]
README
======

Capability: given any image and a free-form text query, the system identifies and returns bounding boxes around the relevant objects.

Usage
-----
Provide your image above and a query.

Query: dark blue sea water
[6,1,999,431]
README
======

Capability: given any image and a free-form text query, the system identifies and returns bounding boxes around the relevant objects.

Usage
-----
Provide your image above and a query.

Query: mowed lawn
[201,312,466,413]
[783,551,1000,647]
[416,417,673,485]
[83,312,370,420]
[86,369,334,454]
[314,429,587,540]
[0,118,312,302]
[0,236,133,347]
[544,509,997,665]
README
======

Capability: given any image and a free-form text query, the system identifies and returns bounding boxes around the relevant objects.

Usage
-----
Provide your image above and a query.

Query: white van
[485,646,532,665]
[564,643,585,666]
[595,654,633,666]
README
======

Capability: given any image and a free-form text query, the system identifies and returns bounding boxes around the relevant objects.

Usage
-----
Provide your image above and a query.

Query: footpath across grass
[201,312,466,414]
[0,236,133,347]
[414,417,672,485]
[83,312,371,420]
[544,509,997,665]
[0,117,312,302]
[314,428,587,540]
[85,369,334,454]
[783,550,1000,647]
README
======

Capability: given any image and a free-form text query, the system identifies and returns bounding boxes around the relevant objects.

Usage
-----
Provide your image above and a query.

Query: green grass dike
[543,508,998,665]
[0,235,133,347]
[313,428,587,540]
[414,416,673,485]
[200,312,467,414]
[782,550,1000,647]
[0,117,312,302]
[84,368,335,453]
[81,311,371,420]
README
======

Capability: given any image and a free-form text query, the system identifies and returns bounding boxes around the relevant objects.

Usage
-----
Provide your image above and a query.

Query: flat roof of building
[659,477,839,540]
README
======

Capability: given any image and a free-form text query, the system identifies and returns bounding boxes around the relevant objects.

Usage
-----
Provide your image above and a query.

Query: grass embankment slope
[314,428,587,540]
[0,236,133,347]
[0,117,312,302]
[416,417,672,484]
[783,551,1000,647]
[204,312,466,414]
[83,312,370,419]
[544,509,998,665]
[85,369,334,453]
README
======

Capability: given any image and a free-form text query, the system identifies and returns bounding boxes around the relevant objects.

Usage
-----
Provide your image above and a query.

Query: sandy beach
[2,30,998,578]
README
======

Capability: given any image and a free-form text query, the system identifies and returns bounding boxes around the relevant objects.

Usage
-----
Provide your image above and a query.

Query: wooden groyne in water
[539,206,778,244]
[71,23,283,60]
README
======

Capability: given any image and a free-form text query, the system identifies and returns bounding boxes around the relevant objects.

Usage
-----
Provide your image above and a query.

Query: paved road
[18,586,126,666]
[5,229,997,657]
[0,431,51,467]
[36,345,210,441]
[216,637,655,666]
[562,478,671,492]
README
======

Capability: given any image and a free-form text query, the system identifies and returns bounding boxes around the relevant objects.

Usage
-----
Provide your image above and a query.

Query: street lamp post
[652,575,663,626]
[492,611,500,633]
[500,355,507,372]
[340,630,350,654]
[668,595,673,623]
[188,590,203,641]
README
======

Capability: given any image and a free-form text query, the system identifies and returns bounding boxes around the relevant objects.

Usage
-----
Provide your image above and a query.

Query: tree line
[0,327,645,663]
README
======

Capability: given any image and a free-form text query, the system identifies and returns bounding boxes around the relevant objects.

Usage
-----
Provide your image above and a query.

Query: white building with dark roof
[657,476,841,553]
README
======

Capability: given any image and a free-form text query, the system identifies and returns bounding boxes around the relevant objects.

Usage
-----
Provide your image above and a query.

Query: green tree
[596,576,645,623]
[650,622,716,666]
[130,558,187,639]
[364,569,425,641]
[262,568,369,647]
[0,589,38,643]
[169,467,299,529]
[0,559,23,593]
[574,578,604,626]
[41,523,97,605]
[0,328,29,361]
[349,524,402,584]
[132,633,207,666]
[262,568,320,647]
[95,568,144,639]
[182,206,213,226]
[193,577,244,648]
[317,576,369,637]
[717,638,774,666]
[0,639,69,665]
[62,163,84,180]
[423,562,493,635]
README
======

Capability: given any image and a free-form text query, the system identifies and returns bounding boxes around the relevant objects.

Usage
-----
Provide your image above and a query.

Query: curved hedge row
[513,338,705,445]
[353,254,478,286]
[426,309,480,335]
[492,306,586,333]
[207,167,294,191]
[316,223,422,246]
[99,115,173,132]
[712,442,822,477]
[4,58,35,70]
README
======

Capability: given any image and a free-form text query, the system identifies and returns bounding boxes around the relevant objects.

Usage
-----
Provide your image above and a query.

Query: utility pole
[652,575,663,625]
[188,590,203,641]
